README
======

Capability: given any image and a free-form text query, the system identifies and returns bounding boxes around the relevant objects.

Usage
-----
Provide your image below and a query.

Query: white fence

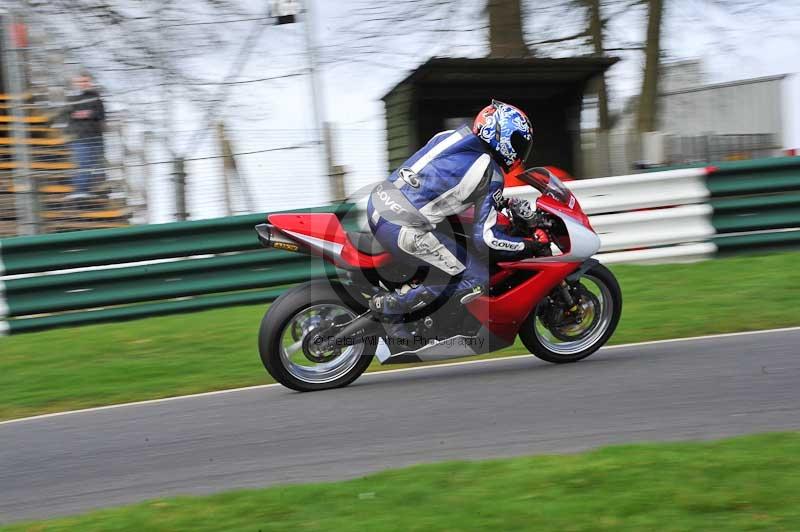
[505,167,717,264]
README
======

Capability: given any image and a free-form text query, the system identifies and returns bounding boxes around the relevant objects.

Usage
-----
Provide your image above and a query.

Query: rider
[367,100,539,317]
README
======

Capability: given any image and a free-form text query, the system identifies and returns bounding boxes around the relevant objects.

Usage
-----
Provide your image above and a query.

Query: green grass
[1,251,798,421]
[4,432,800,531]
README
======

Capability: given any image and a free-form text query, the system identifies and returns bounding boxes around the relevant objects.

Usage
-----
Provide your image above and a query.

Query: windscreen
[518,167,572,204]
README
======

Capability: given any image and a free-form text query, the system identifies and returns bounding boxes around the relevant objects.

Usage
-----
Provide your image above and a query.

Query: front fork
[558,281,577,309]
[542,259,598,327]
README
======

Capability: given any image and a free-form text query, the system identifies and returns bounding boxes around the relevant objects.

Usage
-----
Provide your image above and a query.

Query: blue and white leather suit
[366,126,530,312]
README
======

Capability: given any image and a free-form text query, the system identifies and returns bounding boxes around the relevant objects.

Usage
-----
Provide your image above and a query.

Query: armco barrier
[508,156,800,263]
[1,155,799,336]
[588,204,715,252]
[566,167,710,214]
[506,166,718,264]
[630,157,800,255]
[707,157,800,255]
[0,204,351,336]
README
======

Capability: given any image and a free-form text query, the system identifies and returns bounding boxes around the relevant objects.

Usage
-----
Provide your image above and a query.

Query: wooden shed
[383,57,618,177]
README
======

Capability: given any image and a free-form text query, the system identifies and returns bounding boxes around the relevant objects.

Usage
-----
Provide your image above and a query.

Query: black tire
[259,280,376,391]
[519,263,622,364]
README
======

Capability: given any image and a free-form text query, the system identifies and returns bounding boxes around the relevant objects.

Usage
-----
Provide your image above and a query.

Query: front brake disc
[549,288,601,341]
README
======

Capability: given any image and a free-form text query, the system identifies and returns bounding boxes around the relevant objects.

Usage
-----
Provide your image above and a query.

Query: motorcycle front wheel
[519,263,622,364]
[259,280,376,391]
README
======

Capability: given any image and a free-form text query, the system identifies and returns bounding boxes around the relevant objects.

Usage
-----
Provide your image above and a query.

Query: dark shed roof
[382,57,619,101]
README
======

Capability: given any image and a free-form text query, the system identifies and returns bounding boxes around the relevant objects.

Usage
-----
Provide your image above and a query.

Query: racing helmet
[472,100,533,173]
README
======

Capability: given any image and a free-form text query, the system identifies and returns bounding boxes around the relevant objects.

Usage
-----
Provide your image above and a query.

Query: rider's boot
[368,283,437,316]
[369,281,485,352]
[369,285,434,351]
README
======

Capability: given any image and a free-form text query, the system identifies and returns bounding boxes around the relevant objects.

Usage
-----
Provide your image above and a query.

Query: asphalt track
[1,328,799,524]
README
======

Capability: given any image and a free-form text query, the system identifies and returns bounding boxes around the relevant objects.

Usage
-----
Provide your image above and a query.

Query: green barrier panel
[0,202,361,334]
[5,286,290,335]
[711,191,800,212]
[0,203,355,275]
[707,158,800,196]
[709,156,800,174]
[646,156,800,173]
[708,169,800,196]
[651,155,800,173]
[706,158,800,254]
[1,214,263,275]
[8,262,332,316]
[713,207,800,233]
[713,229,800,254]
[3,250,299,294]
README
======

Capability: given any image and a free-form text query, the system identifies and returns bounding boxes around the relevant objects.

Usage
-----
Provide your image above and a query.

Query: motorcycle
[255,167,622,392]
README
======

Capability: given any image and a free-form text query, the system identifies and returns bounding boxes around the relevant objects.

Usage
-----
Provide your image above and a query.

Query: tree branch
[531,30,590,46]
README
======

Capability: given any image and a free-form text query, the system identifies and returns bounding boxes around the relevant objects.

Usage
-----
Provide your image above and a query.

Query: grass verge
[1,251,798,421]
[4,432,800,531]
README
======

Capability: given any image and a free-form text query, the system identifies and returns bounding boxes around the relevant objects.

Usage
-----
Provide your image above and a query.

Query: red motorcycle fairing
[466,260,581,341]
[454,198,584,340]
[268,209,584,343]
[536,194,593,230]
[267,213,393,269]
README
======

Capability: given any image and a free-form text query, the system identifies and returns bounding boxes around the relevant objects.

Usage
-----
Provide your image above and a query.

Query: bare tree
[637,0,663,133]
[331,0,598,63]
[27,0,268,125]
[323,0,482,69]
[487,0,530,57]
[624,0,784,138]
[584,0,609,129]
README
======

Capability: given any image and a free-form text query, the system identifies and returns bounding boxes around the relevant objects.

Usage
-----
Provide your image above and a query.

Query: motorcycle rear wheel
[519,263,622,364]
[259,281,376,391]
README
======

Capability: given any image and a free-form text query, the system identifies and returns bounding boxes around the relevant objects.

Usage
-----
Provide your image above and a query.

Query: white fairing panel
[563,215,602,259]
[526,213,601,263]
[375,338,392,363]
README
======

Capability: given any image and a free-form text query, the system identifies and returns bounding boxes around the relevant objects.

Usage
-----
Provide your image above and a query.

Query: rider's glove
[533,228,550,245]
[521,229,551,258]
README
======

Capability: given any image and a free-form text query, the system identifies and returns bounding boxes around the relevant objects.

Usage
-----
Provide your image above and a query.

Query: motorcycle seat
[350,231,386,256]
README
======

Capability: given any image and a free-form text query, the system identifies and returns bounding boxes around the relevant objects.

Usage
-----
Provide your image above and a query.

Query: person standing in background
[65,72,106,201]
